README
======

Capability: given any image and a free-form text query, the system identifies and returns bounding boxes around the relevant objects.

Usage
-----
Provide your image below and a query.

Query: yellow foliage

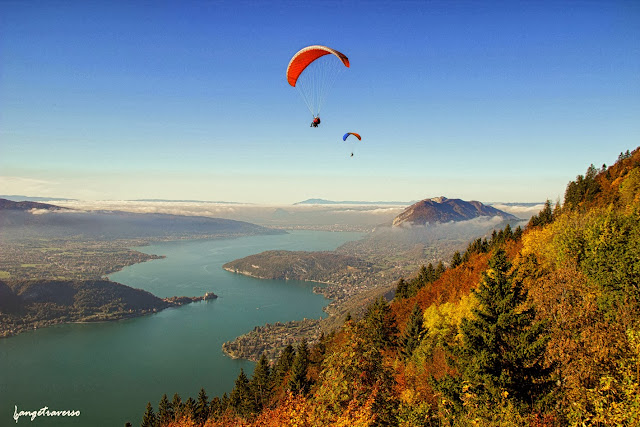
[520,210,594,271]
[569,328,640,426]
[520,226,554,267]
[422,292,477,343]
[619,167,640,207]
[400,387,418,405]
[250,392,313,427]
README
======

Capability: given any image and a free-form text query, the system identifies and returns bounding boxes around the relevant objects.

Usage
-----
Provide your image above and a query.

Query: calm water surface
[0,230,362,426]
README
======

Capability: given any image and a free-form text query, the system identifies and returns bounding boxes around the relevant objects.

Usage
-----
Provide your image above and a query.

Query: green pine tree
[230,369,255,417]
[513,225,523,240]
[168,393,182,422]
[363,296,397,349]
[447,248,552,413]
[157,394,171,425]
[528,200,553,228]
[451,251,462,268]
[141,402,156,427]
[395,277,409,299]
[251,353,272,410]
[271,344,295,391]
[400,304,425,358]
[435,261,445,278]
[503,223,513,240]
[219,393,230,415]
[288,339,310,395]
[425,263,436,282]
[313,332,327,362]
[194,388,209,424]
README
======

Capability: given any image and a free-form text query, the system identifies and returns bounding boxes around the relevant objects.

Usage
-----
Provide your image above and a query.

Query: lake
[0,230,363,426]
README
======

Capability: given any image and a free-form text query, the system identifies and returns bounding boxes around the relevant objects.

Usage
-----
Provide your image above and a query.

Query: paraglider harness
[310,116,321,127]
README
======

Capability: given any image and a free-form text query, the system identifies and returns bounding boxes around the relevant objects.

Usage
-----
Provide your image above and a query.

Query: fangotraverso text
[13,405,81,423]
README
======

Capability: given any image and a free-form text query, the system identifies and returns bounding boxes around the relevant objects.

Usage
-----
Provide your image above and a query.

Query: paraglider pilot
[310,116,321,127]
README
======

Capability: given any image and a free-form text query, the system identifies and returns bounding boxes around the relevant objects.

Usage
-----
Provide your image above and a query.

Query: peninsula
[0,279,218,338]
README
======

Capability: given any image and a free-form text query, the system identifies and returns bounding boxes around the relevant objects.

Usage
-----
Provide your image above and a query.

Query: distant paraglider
[287,45,350,126]
[343,132,361,157]
[342,132,361,141]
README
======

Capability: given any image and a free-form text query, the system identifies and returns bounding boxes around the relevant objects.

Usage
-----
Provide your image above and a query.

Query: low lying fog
[48,200,544,231]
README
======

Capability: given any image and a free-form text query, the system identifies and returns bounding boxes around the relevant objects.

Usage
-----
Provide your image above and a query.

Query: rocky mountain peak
[392,197,519,226]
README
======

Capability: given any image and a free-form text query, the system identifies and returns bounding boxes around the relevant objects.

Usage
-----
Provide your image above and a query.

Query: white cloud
[490,203,545,219]
[29,208,52,215]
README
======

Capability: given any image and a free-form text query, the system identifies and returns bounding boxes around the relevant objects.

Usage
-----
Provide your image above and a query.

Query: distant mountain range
[0,198,283,240]
[0,196,244,204]
[131,199,245,204]
[0,195,77,203]
[295,198,412,205]
[392,196,520,226]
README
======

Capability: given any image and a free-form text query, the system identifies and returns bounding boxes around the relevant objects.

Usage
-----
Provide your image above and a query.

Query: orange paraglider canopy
[287,45,350,87]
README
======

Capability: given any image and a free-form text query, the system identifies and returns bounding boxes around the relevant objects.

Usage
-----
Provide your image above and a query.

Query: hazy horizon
[1,197,544,230]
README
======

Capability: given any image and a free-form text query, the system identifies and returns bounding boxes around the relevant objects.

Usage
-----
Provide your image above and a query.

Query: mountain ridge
[392,196,520,226]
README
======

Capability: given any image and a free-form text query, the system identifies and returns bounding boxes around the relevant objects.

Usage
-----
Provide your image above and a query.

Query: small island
[164,292,218,305]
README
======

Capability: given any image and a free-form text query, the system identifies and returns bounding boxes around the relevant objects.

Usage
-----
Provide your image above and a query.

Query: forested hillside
[138,148,639,426]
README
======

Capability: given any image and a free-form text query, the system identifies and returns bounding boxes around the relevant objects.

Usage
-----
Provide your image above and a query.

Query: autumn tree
[313,321,397,425]
[182,397,196,421]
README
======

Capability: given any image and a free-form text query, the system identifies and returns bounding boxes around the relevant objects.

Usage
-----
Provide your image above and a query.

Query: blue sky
[1,1,638,204]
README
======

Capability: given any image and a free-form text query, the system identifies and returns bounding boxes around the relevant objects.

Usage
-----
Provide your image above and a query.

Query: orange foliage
[330,392,377,427]
[165,416,200,427]
[249,392,313,427]
[393,358,439,406]
[392,252,490,330]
